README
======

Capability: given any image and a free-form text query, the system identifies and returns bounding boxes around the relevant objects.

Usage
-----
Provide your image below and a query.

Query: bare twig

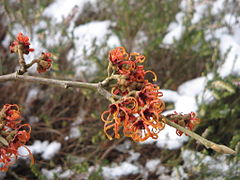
[100,74,125,86]
[0,73,98,89]
[25,59,39,69]
[17,46,27,75]
[98,137,126,162]
[0,73,117,102]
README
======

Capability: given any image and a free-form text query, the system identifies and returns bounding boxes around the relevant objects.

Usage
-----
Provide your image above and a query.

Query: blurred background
[0,0,240,179]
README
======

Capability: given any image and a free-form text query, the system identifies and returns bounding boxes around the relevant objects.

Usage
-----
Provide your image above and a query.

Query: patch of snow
[25,140,49,154]
[115,140,131,153]
[158,174,172,180]
[141,125,189,150]
[163,24,185,44]
[42,167,62,180]
[42,141,61,160]
[191,1,208,24]
[171,166,188,180]
[160,89,180,103]
[59,169,74,179]
[156,125,189,149]
[25,88,39,105]
[181,150,240,176]
[224,14,237,26]
[18,140,61,160]
[68,20,120,74]
[41,166,74,180]
[161,75,214,114]
[175,12,185,24]
[72,20,111,56]
[43,0,96,23]
[2,33,12,48]
[197,89,215,104]
[127,150,140,162]
[28,116,40,124]
[181,150,200,169]
[156,165,170,175]
[145,159,161,172]
[211,0,225,15]
[69,127,81,139]
[74,109,87,125]
[174,95,198,113]
[102,162,139,180]
[217,34,240,77]
[177,74,213,97]
[162,8,185,44]
[161,75,214,113]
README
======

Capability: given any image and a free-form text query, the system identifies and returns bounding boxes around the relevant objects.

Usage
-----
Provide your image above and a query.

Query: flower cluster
[9,33,53,74]
[0,104,32,171]
[101,47,165,142]
[9,33,34,54]
[169,112,201,136]
[37,52,53,73]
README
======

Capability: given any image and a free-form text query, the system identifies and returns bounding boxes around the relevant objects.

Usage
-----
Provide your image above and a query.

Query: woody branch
[0,72,237,155]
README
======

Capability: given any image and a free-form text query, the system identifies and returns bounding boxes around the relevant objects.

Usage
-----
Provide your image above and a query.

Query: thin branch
[0,73,117,101]
[165,118,237,155]
[97,83,115,103]
[100,74,125,86]
[25,59,39,69]
[0,73,98,89]
[17,46,27,75]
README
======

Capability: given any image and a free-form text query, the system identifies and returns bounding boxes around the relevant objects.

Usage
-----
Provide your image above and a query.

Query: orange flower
[109,47,129,64]
[129,53,145,63]
[187,112,201,130]
[101,47,166,142]
[170,112,201,136]
[0,104,32,171]
[9,33,34,54]
[15,124,31,144]
[123,116,160,142]
[117,60,136,75]
[4,104,21,121]
[37,52,52,73]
